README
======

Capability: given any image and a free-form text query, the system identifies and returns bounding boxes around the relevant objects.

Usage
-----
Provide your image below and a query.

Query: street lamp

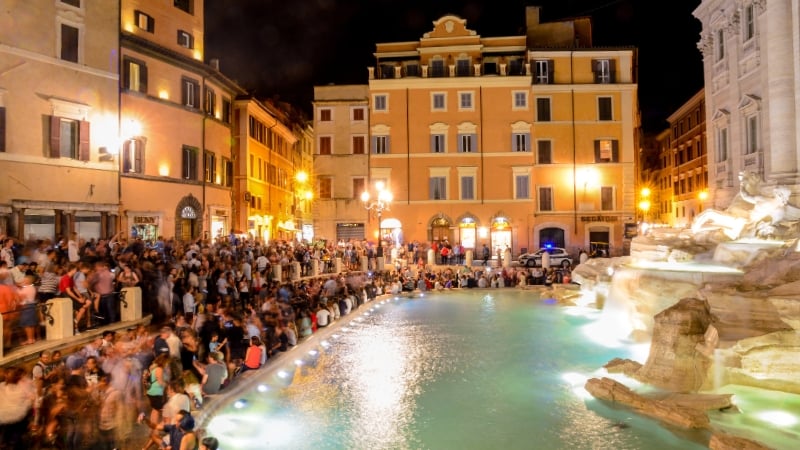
[361,181,393,239]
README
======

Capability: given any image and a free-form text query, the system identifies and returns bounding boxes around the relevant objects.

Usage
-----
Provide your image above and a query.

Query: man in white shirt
[68,232,80,263]
[315,305,330,328]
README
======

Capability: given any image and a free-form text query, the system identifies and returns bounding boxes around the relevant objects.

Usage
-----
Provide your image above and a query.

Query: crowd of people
[0,231,577,449]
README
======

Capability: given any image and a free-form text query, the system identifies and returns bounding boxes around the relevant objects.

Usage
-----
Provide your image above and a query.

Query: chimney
[210,58,220,70]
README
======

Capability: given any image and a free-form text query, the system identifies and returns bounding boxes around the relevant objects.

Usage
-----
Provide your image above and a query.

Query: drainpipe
[406,87,410,206]
[480,86,484,205]
[202,75,207,240]
[571,52,578,235]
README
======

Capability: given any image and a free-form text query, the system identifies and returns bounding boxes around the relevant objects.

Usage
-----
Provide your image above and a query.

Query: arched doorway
[429,215,452,243]
[538,227,565,249]
[490,216,512,255]
[174,195,203,242]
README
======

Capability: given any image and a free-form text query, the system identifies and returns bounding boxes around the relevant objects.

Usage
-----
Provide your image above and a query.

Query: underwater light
[756,411,798,427]
[308,349,319,356]
[257,384,269,393]
[294,359,303,366]
[277,370,289,379]
[320,340,330,348]
[234,399,248,409]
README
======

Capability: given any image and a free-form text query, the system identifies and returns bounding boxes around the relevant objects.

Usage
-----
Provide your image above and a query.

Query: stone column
[334,257,343,273]
[311,259,319,277]
[15,208,25,240]
[466,250,473,266]
[120,287,143,322]
[360,256,368,273]
[767,0,798,177]
[100,212,108,239]
[45,297,73,340]
[291,261,301,281]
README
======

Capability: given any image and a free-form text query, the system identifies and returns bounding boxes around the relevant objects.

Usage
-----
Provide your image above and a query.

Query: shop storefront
[210,208,230,241]
[457,216,477,251]
[490,216,512,255]
[128,213,161,243]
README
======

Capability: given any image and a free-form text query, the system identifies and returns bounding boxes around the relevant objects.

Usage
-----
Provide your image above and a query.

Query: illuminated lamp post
[360,181,392,240]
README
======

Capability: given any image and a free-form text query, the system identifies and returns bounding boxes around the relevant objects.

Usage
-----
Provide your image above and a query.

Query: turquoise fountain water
[204,290,719,449]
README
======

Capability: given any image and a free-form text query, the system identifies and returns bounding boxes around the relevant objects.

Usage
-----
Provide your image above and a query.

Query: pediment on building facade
[711,108,730,123]
[424,15,477,39]
[510,121,532,132]
[371,123,391,134]
[430,122,450,132]
[738,94,761,111]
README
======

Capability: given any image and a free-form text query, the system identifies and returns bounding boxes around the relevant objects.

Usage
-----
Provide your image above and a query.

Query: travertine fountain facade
[568,171,800,449]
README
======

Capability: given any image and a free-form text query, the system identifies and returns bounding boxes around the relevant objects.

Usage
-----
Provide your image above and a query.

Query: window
[537,140,552,164]
[177,30,194,49]
[430,59,446,77]
[352,178,365,199]
[536,98,551,122]
[534,60,553,84]
[318,177,332,199]
[49,116,89,160]
[61,0,81,6]
[372,136,389,154]
[319,109,332,121]
[430,177,447,200]
[716,128,728,162]
[60,24,79,63]
[204,151,216,183]
[458,134,476,153]
[716,29,725,62]
[745,115,759,154]
[432,93,446,111]
[598,97,612,121]
[374,95,387,111]
[461,176,474,200]
[601,186,613,211]
[538,187,553,211]
[350,135,364,154]
[182,78,199,108]
[123,58,147,93]
[515,175,530,199]
[353,108,365,121]
[593,59,614,84]
[0,107,5,152]
[743,4,755,41]
[431,134,446,153]
[204,87,215,117]
[512,133,529,152]
[182,146,198,180]
[134,11,154,33]
[594,139,619,163]
[174,0,193,14]
[459,92,473,110]
[319,136,331,155]
[456,58,471,76]
[122,138,144,173]
[222,158,233,187]
[513,91,528,109]
[221,98,231,124]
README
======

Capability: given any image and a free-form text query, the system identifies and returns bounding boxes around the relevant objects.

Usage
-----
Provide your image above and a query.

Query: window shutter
[79,120,90,161]
[429,178,436,199]
[511,134,516,152]
[371,136,377,154]
[547,60,554,83]
[0,107,5,152]
[612,140,619,162]
[431,135,437,153]
[123,60,131,90]
[49,116,61,158]
[524,133,530,151]
[385,136,391,153]
[470,134,477,152]
[594,140,600,162]
[457,135,463,153]
[609,60,616,83]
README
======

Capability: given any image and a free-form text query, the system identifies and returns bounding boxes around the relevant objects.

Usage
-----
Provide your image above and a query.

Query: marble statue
[691,171,800,240]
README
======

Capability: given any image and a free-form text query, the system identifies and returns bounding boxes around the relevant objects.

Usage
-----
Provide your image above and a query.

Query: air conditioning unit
[243,192,252,202]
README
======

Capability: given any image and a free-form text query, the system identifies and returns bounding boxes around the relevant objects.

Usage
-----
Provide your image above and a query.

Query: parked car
[518,247,573,268]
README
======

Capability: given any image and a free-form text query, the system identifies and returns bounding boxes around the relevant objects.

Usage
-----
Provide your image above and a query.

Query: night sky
[204,0,703,133]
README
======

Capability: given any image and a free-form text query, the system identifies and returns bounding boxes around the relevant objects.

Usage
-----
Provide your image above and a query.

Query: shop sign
[134,216,157,224]
[580,215,618,222]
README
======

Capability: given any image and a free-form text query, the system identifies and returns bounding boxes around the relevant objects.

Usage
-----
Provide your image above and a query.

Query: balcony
[743,151,763,173]
[369,57,530,80]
